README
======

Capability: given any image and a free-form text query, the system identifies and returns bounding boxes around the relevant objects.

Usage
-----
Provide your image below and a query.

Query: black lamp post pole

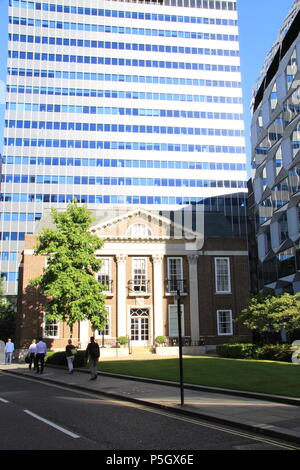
[177,288,184,406]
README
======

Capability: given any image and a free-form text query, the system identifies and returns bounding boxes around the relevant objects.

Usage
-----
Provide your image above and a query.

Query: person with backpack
[85,336,100,380]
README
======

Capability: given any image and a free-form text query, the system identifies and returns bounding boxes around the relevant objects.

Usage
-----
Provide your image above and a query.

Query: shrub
[216,343,257,359]
[117,336,129,345]
[155,336,167,345]
[45,350,87,368]
[256,344,292,362]
[216,343,293,362]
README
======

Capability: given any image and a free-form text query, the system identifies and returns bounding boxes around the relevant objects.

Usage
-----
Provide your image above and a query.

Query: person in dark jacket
[65,339,76,374]
[85,337,100,380]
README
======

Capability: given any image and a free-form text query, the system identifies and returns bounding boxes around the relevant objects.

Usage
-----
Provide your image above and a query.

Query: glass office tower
[1,0,247,295]
[249,0,300,294]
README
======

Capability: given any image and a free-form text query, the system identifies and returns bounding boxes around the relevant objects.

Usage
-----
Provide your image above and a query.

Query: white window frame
[168,304,184,337]
[130,307,150,343]
[167,257,183,293]
[96,257,112,294]
[126,223,152,237]
[132,257,148,292]
[43,312,59,338]
[96,305,111,338]
[217,309,233,336]
[214,257,231,294]
[167,257,183,279]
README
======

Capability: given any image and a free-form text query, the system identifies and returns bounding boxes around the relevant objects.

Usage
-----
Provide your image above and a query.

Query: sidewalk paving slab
[2,363,300,446]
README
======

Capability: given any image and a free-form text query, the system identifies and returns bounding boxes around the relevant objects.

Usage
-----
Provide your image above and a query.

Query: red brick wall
[16,236,80,349]
[198,239,251,345]
[17,234,251,349]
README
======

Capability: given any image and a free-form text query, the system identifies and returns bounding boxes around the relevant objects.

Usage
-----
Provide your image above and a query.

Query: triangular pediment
[90,207,203,242]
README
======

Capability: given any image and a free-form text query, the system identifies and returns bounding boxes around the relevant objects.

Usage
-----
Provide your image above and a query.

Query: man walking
[65,339,76,374]
[27,339,37,370]
[85,337,100,380]
[5,339,14,364]
[35,337,47,374]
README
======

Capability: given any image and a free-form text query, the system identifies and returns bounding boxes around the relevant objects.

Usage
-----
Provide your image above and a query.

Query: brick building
[16,207,251,355]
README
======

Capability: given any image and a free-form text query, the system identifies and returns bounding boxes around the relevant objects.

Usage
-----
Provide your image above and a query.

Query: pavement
[2,362,300,446]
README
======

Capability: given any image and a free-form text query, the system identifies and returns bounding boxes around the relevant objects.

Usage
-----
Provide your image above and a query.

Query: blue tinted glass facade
[1,0,247,294]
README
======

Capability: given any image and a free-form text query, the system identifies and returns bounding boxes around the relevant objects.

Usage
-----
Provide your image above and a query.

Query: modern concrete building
[0,0,247,297]
[249,0,300,294]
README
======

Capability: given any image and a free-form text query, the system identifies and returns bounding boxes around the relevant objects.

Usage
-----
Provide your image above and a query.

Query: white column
[116,254,128,337]
[188,255,200,344]
[79,320,90,350]
[152,254,164,340]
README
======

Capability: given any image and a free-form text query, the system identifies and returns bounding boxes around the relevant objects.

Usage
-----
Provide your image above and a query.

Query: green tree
[238,292,300,342]
[0,279,16,341]
[30,202,107,333]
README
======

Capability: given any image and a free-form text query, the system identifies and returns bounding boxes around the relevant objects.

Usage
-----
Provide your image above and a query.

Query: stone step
[131,346,155,355]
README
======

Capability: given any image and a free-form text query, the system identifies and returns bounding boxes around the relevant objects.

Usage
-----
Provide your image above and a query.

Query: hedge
[216,343,256,359]
[46,350,87,368]
[256,344,292,362]
[216,343,293,362]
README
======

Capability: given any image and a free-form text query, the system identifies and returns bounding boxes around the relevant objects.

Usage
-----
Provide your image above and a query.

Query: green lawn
[99,356,300,398]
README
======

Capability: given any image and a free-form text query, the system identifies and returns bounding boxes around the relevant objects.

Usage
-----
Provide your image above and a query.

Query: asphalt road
[0,372,298,453]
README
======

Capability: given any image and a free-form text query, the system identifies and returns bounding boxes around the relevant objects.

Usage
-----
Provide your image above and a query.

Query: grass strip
[99,356,300,398]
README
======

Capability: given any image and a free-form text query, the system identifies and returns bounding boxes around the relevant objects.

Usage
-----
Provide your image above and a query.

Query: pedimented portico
[88,207,202,350]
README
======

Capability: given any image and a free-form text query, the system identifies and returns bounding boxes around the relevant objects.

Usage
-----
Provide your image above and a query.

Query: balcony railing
[165,279,188,294]
[97,277,113,294]
[128,280,150,295]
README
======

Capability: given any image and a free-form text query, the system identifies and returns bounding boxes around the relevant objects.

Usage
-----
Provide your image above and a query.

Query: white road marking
[0,398,9,403]
[4,371,298,450]
[23,409,80,439]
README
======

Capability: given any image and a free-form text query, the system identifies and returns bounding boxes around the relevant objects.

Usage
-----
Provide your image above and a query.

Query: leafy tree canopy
[0,279,16,342]
[30,202,107,331]
[238,292,300,336]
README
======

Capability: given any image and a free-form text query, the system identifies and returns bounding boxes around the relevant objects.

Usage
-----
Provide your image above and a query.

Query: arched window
[126,223,152,237]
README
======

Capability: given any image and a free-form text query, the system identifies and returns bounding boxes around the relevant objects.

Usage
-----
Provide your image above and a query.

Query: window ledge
[165,292,188,296]
[128,292,151,297]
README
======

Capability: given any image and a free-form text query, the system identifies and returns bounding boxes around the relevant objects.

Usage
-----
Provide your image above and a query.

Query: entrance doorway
[130,308,149,346]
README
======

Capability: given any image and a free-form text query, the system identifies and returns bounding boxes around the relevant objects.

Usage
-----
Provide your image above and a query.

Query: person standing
[85,336,100,380]
[5,339,14,364]
[65,339,76,374]
[27,339,36,370]
[35,337,47,374]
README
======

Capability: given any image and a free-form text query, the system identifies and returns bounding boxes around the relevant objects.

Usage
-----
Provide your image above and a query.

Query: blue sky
[237,0,294,173]
[0,0,295,175]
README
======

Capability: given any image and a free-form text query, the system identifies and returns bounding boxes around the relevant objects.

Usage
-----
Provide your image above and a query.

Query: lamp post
[177,288,184,406]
